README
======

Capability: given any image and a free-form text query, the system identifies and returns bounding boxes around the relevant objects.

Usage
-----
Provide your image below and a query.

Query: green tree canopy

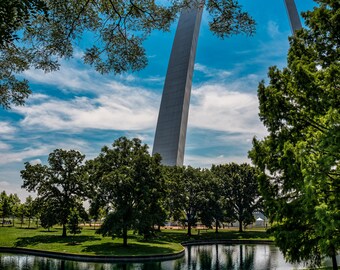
[211,163,260,232]
[39,198,59,231]
[0,191,21,226]
[21,149,87,237]
[166,166,212,236]
[87,137,165,246]
[249,0,339,268]
[198,172,225,233]
[67,208,82,236]
[23,195,36,228]
[0,191,12,226]
[8,193,21,226]
[0,0,255,109]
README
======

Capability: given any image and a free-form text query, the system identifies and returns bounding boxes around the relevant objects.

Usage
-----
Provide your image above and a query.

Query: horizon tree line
[1,137,261,244]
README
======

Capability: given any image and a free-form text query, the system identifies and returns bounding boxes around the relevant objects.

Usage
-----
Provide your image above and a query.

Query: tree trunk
[331,245,338,270]
[28,217,31,228]
[187,222,192,236]
[62,224,67,237]
[215,221,219,233]
[2,216,4,227]
[239,220,243,232]
[123,225,128,246]
[331,254,338,270]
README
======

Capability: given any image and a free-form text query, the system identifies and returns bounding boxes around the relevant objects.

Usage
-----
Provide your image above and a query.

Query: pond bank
[0,239,274,263]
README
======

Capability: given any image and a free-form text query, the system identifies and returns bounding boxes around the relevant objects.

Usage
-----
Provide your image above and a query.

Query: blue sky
[0,0,316,200]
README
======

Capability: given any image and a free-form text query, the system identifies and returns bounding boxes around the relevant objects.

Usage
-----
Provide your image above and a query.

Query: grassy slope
[0,225,272,256]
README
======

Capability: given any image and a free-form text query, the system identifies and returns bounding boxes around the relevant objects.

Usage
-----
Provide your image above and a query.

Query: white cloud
[0,121,16,135]
[267,21,280,39]
[185,154,252,168]
[0,181,33,201]
[195,63,232,79]
[0,147,49,165]
[29,159,42,165]
[24,66,97,93]
[144,76,165,83]
[14,84,160,132]
[0,142,11,150]
[189,83,267,136]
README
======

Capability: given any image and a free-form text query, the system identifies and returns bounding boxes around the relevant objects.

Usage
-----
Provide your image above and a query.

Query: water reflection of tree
[187,245,198,270]
[212,244,220,270]
[198,247,213,270]
[173,254,186,270]
[224,246,236,270]
[221,245,256,270]
[0,255,17,270]
[241,245,255,270]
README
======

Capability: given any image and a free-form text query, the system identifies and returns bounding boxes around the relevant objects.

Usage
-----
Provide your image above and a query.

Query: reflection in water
[1,244,336,270]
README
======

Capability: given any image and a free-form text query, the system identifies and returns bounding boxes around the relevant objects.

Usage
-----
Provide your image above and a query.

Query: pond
[0,244,335,270]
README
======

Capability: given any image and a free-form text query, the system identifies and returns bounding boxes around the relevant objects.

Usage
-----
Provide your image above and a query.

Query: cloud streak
[189,83,266,137]
[14,85,160,132]
[0,146,49,165]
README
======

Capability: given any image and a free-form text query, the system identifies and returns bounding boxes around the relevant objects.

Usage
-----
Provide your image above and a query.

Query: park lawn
[0,225,272,256]
[0,226,183,256]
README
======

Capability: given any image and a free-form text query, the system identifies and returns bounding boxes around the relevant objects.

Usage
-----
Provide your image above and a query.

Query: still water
[0,244,321,270]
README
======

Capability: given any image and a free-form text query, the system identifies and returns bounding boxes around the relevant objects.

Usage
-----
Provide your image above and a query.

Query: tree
[211,163,260,232]
[21,149,87,237]
[0,191,21,226]
[38,198,59,231]
[88,137,165,246]
[249,1,339,268]
[166,166,211,236]
[67,208,82,236]
[199,174,225,233]
[0,191,11,226]
[24,195,36,228]
[8,193,21,226]
[16,203,26,228]
[0,0,47,46]
[0,0,255,109]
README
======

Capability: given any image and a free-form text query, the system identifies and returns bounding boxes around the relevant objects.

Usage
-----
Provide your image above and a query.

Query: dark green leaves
[206,0,255,38]
[20,149,87,237]
[88,137,165,245]
[249,1,339,267]
[0,0,256,109]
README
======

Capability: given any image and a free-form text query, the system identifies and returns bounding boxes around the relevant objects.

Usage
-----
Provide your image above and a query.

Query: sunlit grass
[0,225,272,256]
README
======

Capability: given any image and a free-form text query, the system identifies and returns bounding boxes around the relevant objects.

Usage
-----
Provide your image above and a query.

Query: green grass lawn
[0,225,272,256]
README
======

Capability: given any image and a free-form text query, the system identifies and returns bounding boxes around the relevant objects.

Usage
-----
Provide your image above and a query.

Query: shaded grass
[0,226,271,256]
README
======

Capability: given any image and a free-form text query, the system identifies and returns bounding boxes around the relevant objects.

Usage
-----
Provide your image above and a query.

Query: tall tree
[24,195,36,228]
[167,166,211,236]
[38,198,59,231]
[67,208,82,236]
[21,149,87,237]
[0,191,11,226]
[211,163,260,232]
[6,193,21,226]
[0,0,255,109]
[197,171,225,233]
[0,191,21,226]
[88,137,165,246]
[17,202,26,228]
[249,1,339,268]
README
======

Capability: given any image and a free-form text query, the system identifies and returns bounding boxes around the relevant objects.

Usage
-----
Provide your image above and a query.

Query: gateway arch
[153,1,302,166]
